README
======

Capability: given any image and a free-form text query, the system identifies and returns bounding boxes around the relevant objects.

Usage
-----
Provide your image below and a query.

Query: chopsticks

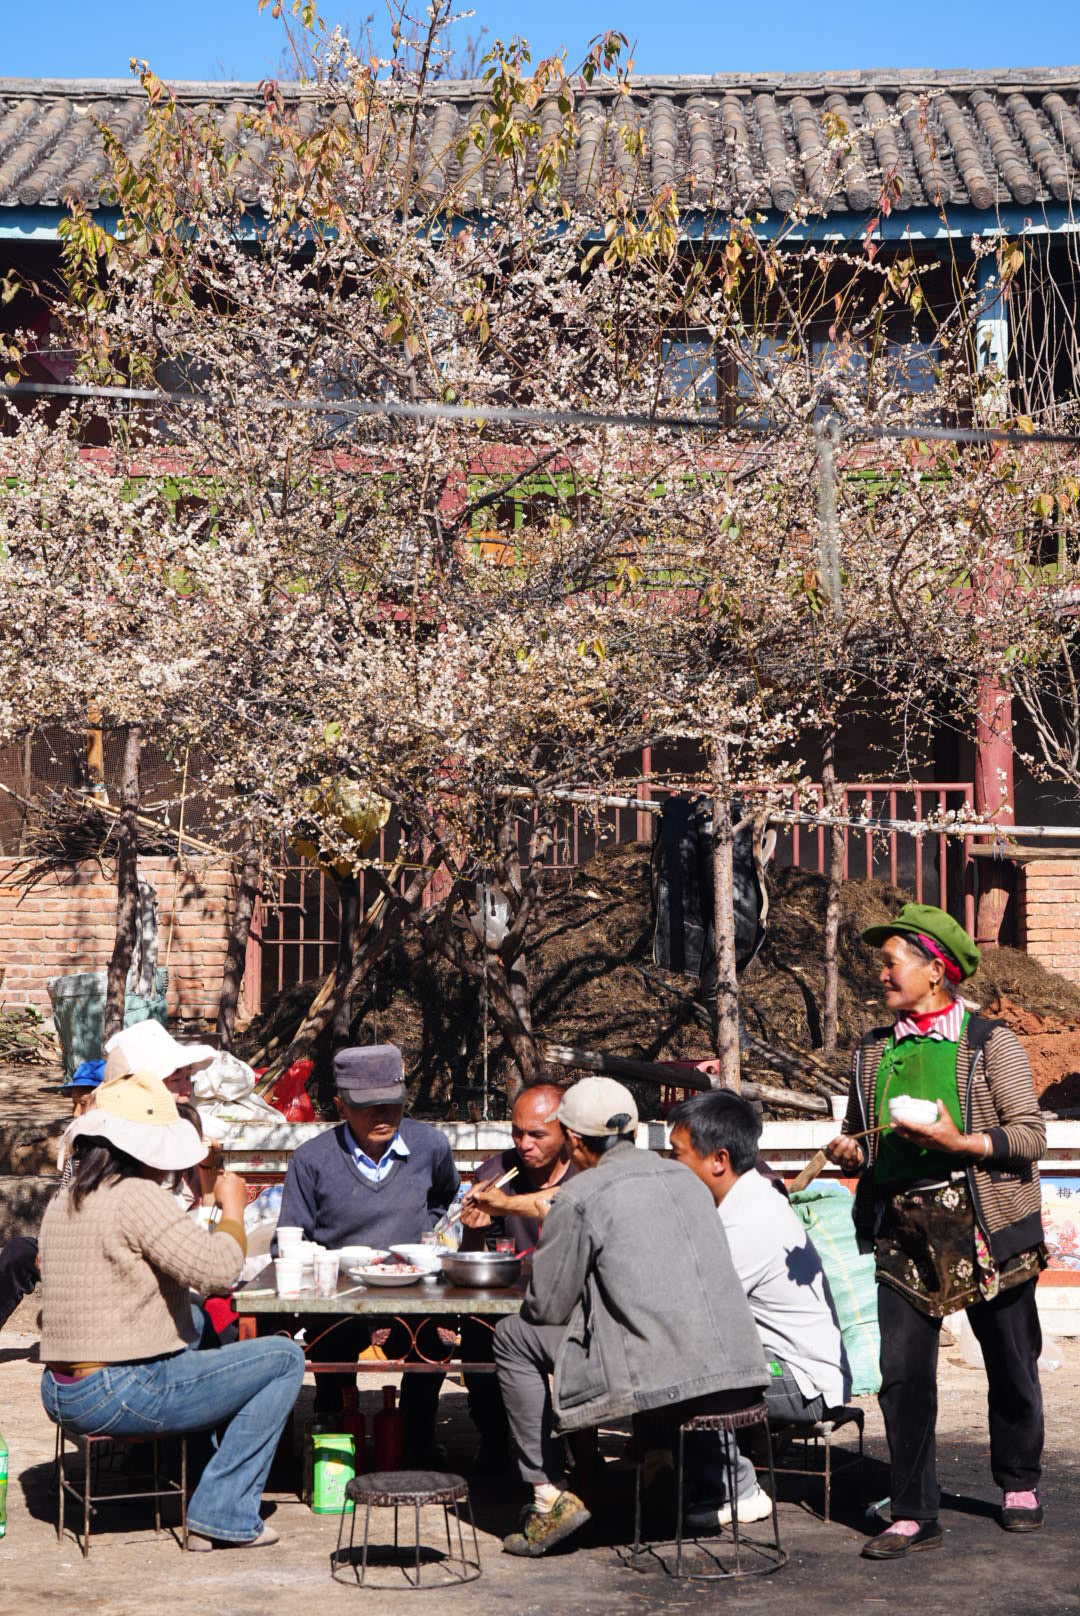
[462,1167,519,1204]
[788,1122,890,1194]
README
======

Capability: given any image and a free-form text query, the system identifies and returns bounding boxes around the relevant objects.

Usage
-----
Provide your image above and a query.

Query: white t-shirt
[718,1168,849,1409]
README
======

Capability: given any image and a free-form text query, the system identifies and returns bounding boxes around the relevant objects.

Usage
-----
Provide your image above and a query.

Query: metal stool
[768,1404,865,1522]
[632,1401,786,1580]
[54,1427,188,1558]
[331,1470,480,1589]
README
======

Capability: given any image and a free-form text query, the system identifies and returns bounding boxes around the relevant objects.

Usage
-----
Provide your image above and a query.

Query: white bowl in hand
[888,1095,940,1127]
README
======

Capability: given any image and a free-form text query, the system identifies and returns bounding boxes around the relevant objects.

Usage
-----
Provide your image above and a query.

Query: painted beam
[2,200,1078,246]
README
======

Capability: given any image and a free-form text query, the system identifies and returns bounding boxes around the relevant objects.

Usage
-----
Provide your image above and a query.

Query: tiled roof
[2,69,1080,216]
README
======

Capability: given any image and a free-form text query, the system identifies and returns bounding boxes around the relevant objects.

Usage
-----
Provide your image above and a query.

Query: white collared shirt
[345,1124,410,1184]
[718,1168,849,1408]
[893,998,966,1045]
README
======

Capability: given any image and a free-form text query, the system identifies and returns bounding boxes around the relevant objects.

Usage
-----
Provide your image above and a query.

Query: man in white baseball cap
[493,1077,766,1558]
[104,1019,216,1102]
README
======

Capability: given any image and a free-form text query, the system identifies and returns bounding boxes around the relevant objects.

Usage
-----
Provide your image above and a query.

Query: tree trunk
[103,724,142,1040]
[487,951,548,1103]
[821,732,845,1062]
[315,873,362,1109]
[216,826,261,1051]
[711,741,741,1092]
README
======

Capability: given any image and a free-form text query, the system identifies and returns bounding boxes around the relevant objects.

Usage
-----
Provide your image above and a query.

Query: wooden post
[711,739,740,1093]
[974,675,1016,947]
[821,732,845,1060]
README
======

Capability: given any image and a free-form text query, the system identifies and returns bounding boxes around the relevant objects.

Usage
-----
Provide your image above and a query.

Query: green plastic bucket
[311,1431,355,1515]
[47,969,170,1078]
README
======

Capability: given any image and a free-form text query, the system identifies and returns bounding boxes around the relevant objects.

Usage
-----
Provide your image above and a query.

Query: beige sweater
[39,1176,246,1365]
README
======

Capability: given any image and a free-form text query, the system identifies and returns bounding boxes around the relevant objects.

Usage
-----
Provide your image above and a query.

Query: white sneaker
[685,1485,774,1533]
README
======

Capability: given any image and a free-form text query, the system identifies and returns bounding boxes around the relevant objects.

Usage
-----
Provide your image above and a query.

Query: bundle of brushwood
[8,784,215,890]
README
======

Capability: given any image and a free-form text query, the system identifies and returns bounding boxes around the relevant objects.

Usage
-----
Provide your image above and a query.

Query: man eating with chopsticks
[458,1081,578,1472]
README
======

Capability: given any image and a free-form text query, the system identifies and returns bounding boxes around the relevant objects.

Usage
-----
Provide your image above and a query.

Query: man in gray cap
[274,1044,459,1448]
[493,1077,766,1557]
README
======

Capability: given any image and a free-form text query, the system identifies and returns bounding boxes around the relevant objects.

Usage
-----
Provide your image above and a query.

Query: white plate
[349,1265,426,1288]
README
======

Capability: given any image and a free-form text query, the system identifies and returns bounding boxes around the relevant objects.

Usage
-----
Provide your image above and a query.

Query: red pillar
[637,745,653,843]
[974,675,1015,947]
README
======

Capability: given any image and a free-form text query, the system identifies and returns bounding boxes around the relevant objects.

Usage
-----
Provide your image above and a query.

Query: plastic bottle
[0,1430,8,1538]
[341,1387,367,1473]
[373,1384,404,1471]
[432,1183,471,1250]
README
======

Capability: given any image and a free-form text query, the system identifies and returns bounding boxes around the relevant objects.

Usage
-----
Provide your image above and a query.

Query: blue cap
[58,1059,106,1096]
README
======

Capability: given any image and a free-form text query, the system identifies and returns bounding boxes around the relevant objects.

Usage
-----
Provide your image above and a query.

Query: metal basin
[439,1250,523,1287]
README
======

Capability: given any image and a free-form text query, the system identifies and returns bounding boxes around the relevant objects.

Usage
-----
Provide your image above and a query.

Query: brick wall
[0,856,238,1023]
[1017,858,1080,984]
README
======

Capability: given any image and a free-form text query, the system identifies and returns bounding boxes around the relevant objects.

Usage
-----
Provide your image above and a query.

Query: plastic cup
[275,1256,304,1298]
[276,1226,304,1252]
[314,1249,341,1298]
[830,1095,847,1121]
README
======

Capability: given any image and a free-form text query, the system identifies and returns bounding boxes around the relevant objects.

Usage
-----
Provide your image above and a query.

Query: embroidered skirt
[874,1176,1045,1318]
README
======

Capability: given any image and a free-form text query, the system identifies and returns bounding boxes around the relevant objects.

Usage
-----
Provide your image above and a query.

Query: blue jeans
[41,1336,305,1542]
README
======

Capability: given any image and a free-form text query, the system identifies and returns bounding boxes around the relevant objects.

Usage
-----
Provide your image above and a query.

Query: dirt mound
[240,841,1080,1116]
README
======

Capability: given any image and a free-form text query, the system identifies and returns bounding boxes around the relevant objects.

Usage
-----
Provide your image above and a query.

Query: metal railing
[250,771,978,1013]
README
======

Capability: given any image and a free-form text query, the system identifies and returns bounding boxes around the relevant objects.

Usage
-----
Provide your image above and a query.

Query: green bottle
[0,1430,8,1538]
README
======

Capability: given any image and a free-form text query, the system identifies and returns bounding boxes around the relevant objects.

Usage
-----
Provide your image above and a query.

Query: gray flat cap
[334,1044,406,1106]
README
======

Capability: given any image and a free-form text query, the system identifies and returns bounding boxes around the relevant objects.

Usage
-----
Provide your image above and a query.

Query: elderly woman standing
[827,903,1046,1558]
[39,1070,305,1550]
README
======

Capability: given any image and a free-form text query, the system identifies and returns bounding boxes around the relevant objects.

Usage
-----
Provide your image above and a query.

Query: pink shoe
[1001,1491,1043,1532]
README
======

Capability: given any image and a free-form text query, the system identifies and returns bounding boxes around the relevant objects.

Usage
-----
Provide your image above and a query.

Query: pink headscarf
[915,932,963,985]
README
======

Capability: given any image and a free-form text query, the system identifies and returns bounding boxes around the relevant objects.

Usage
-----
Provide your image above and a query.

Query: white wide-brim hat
[64,1069,208,1172]
[104,1019,216,1084]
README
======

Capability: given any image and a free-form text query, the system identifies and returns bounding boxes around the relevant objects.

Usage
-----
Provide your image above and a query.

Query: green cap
[861,902,980,981]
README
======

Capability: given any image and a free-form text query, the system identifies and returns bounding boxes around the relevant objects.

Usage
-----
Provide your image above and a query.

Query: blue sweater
[274,1120,460,1253]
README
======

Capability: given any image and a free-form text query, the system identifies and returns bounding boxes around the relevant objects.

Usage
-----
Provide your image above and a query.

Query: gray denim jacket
[522,1140,767,1431]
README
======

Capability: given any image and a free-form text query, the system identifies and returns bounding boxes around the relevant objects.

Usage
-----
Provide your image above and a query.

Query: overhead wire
[3,378,1080,449]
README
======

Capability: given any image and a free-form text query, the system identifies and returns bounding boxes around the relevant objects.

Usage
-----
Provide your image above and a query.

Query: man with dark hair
[459,1081,577,1471]
[669,1089,848,1529]
[493,1078,766,1558]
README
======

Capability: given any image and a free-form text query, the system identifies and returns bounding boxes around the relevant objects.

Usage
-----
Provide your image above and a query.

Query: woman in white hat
[103,1019,217,1101]
[38,1071,305,1550]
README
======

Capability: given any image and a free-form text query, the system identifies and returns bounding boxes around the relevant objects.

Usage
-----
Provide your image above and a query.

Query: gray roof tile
[1,69,1079,215]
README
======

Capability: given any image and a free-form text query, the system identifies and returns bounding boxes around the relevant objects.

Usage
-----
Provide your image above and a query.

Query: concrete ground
[2,1314,1079,1616]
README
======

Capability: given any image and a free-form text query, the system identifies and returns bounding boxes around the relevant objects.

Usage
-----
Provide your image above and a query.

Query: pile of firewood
[8,785,205,890]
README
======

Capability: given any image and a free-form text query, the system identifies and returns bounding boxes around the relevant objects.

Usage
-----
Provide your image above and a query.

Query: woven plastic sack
[47,967,169,1078]
[790,1180,881,1396]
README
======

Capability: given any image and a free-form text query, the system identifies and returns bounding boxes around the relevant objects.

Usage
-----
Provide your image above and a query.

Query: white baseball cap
[549,1077,638,1137]
[104,1019,216,1084]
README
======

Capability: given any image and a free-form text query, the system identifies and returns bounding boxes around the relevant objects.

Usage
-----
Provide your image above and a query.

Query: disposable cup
[276,1226,304,1252]
[275,1256,304,1298]
[314,1249,341,1298]
[830,1096,847,1121]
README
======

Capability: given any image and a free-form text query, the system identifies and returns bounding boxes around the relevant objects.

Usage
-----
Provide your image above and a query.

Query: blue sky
[4,0,1076,82]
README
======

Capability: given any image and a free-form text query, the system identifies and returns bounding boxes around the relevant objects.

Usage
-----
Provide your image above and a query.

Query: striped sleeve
[980,1027,1046,1163]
